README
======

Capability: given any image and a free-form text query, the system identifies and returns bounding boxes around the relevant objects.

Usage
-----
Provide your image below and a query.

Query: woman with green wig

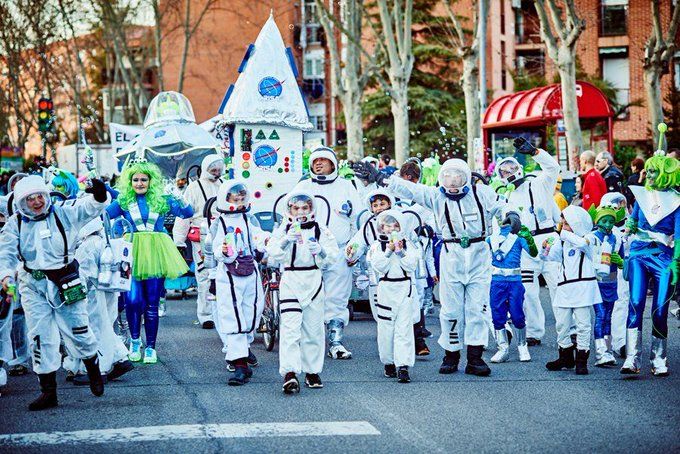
[106,159,193,364]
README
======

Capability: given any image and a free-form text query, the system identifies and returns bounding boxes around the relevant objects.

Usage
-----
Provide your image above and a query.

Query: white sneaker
[517,344,531,362]
[490,347,510,363]
[158,300,167,318]
[328,344,352,359]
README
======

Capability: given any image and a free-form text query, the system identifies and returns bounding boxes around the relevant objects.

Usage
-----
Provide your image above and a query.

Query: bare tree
[442,0,488,168]
[369,0,415,166]
[533,0,585,169]
[644,0,680,149]
[174,0,219,93]
[314,0,375,161]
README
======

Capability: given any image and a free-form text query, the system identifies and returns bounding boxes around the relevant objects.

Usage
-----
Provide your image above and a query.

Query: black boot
[107,360,135,381]
[439,350,460,374]
[415,337,430,356]
[546,346,576,371]
[397,366,411,383]
[464,345,491,377]
[228,359,250,386]
[384,364,397,378]
[82,355,105,397]
[575,349,590,375]
[28,372,58,411]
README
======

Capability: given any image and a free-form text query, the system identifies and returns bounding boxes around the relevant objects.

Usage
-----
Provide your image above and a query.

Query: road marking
[0,421,381,447]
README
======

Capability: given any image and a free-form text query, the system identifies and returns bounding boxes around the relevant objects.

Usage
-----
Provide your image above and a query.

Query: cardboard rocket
[219,14,312,230]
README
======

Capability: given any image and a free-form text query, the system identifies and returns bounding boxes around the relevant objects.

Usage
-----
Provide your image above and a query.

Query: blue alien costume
[107,191,193,360]
[487,212,537,363]
[622,155,680,376]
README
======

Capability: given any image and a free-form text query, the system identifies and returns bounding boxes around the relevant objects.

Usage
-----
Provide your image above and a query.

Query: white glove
[308,240,322,255]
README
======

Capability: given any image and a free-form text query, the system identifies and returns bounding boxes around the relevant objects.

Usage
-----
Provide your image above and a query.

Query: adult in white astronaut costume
[266,191,340,393]
[386,159,504,376]
[366,210,420,383]
[211,180,266,386]
[494,144,561,345]
[0,176,109,410]
[173,154,225,329]
[69,217,134,385]
[293,147,362,359]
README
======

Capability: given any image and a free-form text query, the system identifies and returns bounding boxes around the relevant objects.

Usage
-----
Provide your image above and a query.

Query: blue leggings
[593,300,615,339]
[627,252,674,339]
[126,278,164,348]
[490,279,526,330]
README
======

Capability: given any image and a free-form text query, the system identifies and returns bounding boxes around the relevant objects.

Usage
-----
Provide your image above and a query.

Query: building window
[304,53,324,79]
[306,24,322,45]
[303,0,318,24]
[601,48,630,118]
[515,1,541,44]
[516,50,545,78]
[309,114,326,131]
[501,41,507,91]
[600,0,628,37]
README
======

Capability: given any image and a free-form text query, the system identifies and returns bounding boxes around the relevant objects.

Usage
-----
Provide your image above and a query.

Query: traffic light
[37,97,53,136]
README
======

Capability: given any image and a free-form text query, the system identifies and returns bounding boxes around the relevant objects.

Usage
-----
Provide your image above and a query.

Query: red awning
[483,81,614,130]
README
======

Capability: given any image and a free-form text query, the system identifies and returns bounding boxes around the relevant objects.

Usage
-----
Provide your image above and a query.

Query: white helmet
[285,191,316,225]
[561,205,593,237]
[364,188,395,212]
[361,156,379,167]
[496,156,524,185]
[438,159,471,196]
[201,154,224,181]
[13,175,51,220]
[309,147,338,183]
[216,180,250,214]
[599,192,626,209]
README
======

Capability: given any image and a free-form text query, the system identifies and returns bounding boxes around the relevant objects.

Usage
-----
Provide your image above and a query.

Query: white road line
[0,421,381,447]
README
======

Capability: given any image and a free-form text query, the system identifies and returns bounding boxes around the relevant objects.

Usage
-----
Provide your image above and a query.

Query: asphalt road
[1,289,679,453]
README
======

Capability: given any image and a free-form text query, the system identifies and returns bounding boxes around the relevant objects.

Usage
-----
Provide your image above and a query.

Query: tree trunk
[152,0,165,92]
[177,0,191,93]
[644,65,664,149]
[461,54,480,168]
[391,85,410,165]
[557,57,582,170]
[343,90,364,161]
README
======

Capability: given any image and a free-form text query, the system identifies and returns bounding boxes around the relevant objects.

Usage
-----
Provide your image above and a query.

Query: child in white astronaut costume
[0,176,109,410]
[367,210,419,383]
[385,159,504,377]
[543,205,600,375]
[266,191,339,394]
[346,188,395,323]
[211,180,266,386]
[293,147,362,359]
[68,217,133,385]
[173,154,225,329]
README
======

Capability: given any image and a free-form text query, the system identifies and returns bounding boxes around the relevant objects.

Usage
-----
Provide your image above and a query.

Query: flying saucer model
[115,91,220,178]
[218,14,313,230]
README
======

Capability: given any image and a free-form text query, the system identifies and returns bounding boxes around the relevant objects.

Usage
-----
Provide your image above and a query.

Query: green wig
[644,155,680,190]
[116,160,169,214]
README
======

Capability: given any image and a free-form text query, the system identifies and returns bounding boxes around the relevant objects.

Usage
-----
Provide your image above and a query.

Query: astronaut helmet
[286,191,315,225]
[377,209,405,241]
[438,159,471,198]
[309,147,338,183]
[364,188,395,214]
[496,157,524,186]
[216,180,250,214]
[14,175,52,221]
[201,154,224,181]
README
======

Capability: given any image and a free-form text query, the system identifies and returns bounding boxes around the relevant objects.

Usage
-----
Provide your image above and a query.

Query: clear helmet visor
[440,168,467,193]
[226,183,249,206]
[498,160,522,181]
[287,194,315,223]
[207,161,224,179]
[378,214,401,235]
[18,191,50,219]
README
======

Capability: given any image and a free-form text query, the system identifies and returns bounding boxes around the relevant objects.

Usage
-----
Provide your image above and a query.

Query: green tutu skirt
[130,232,189,280]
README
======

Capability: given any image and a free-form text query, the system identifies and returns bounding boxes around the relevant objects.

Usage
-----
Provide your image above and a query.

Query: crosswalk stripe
[0,421,381,447]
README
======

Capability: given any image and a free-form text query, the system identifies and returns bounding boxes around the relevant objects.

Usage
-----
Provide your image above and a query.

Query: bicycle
[258,264,281,351]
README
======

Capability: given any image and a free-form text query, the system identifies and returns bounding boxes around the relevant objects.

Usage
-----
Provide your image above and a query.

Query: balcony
[514,1,542,45]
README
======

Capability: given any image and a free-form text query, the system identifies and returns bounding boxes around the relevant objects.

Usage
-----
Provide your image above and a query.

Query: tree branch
[533,0,559,60]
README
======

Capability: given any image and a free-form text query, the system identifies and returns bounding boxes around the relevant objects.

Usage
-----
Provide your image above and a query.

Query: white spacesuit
[387,159,504,377]
[494,149,561,344]
[172,154,225,328]
[211,180,266,386]
[366,210,419,382]
[293,147,362,359]
[71,217,133,384]
[266,191,340,393]
[0,175,109,410]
